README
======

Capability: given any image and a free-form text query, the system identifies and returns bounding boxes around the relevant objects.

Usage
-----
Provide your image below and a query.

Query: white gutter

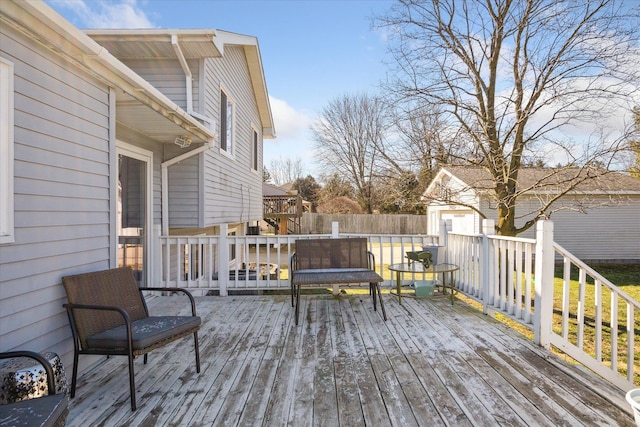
[171,34,217,130]
[4,1,215,144]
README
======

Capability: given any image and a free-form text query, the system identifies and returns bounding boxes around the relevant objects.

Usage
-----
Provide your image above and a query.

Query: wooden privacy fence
[300,213,426,235]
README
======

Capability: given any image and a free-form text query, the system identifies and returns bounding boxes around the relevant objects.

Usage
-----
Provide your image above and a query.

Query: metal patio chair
[62,266,201,411]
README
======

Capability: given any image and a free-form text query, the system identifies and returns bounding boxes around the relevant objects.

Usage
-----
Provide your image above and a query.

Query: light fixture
[174,135,192,148]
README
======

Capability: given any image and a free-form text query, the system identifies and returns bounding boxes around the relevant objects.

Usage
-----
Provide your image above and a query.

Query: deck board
[65,294,635,426]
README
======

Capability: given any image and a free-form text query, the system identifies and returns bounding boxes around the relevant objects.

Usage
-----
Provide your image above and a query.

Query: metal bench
[290,238,387,325]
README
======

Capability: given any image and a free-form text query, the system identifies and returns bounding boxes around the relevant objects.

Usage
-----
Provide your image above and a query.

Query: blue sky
[46,0,396,176]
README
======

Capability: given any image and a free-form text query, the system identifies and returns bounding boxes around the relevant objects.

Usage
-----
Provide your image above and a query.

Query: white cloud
[48,0,154,28]
[265,96,317,175]
[269,96,314,141]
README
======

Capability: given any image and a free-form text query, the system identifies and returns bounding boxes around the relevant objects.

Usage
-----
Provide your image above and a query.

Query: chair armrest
[138,287,197,316]
[63,303,134,349]
[290,252,297,272]
[367,251,377,270]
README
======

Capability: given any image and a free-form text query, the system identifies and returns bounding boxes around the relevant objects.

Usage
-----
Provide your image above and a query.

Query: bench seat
[290,238,387,325]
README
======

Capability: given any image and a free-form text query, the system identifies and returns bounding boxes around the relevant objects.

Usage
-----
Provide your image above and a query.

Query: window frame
[0,57,15,244]
[251,126,259,171]
[220,86,235,156]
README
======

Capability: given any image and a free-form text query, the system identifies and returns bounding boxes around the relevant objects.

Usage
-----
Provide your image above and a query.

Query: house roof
[262,183,289,196]
[84,29,275,139]
[436,166,640,194]
[2,1,216,146]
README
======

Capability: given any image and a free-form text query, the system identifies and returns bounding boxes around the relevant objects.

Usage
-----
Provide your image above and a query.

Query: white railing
[157,219,637,390]
[446,220,637,391]
[158,226,439,295]
[549,243,639,391]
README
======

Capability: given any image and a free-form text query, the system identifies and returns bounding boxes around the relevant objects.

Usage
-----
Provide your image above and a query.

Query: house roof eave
[3,1,216,145]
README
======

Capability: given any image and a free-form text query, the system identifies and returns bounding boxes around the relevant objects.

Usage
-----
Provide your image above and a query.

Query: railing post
[481,219,495,314]
[331,221,340,238]
[153,224,161,286]
[218,223,229,297]
[331,221,340,295]
[439,219,451,264]
[534,220,554,348]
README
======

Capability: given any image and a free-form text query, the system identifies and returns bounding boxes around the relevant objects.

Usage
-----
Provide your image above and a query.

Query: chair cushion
[0,394,68,427]
[86,316,201,351]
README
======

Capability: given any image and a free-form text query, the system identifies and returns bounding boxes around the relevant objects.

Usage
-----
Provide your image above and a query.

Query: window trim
[251,126,259,171]
[0,57,15,244]
[220,86,235,156]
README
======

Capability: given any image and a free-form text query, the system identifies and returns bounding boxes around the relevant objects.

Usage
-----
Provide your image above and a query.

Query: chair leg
[375,283,387,321]
[194,331,201,373]
[370,283,377,311]
[70,350,79,398]
[127,349,137,411]
[295,284,301,325]
[143,353,148,364]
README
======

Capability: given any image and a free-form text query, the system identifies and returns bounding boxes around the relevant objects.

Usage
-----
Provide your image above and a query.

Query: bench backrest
[293,238,370,270]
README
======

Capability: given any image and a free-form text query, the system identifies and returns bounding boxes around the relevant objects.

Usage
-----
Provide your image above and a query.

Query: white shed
[423,166,640,263]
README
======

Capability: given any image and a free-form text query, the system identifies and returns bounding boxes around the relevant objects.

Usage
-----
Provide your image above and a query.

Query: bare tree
[630,106,640,177]
[267,156,305,185]
[311,94,389,213]
[378,0,640,235]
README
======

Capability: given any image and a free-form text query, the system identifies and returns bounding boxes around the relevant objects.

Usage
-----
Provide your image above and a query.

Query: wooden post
[331,221,340,294]
[278,218,288,235]
[534,220,554,348]
[481,219,495,314]
[218,223,229,296]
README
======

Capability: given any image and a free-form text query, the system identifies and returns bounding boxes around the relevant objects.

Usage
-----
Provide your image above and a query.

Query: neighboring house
[262,182,308,234]
[423,166,640,262]
[0,0,273,372]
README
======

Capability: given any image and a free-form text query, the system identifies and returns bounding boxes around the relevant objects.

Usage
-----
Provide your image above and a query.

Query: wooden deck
[65,293,634,426]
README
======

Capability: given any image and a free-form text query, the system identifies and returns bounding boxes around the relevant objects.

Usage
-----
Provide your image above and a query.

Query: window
[0,58,14,244]
[252,128,259,170]
[220,88,234,154]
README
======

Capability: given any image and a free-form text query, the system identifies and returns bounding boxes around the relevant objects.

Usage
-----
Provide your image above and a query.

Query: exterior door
[117,143,152,286]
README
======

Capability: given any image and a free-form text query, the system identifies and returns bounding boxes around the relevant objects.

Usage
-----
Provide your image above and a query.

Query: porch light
[174,135,192,148]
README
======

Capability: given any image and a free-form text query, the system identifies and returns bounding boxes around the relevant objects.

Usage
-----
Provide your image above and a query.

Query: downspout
[171,34,216,128]
[161,142,213,236]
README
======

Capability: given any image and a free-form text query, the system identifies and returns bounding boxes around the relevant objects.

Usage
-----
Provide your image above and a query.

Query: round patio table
[388,262,459,305]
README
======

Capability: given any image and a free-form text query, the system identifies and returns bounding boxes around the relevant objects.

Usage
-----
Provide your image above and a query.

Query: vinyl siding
[515,194,640,261]
[200,46,263,227]
[118,58,200,111]
[476,194,640,261]
[0,26,111,357]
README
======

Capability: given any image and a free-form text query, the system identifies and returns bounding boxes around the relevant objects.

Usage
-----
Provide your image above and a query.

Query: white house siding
[446,194,640,262]
[515,195,640,262]
[0,25,112,357]
[118,58,200,112]
[200,46,264,227]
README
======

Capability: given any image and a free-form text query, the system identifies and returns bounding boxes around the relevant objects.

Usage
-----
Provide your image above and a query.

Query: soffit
[85,29,222,59]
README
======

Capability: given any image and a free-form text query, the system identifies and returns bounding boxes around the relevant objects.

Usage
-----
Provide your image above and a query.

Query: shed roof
[439,166,640,194]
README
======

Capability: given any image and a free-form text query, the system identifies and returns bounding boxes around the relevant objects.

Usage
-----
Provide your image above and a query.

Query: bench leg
[127,348,137,410]
[194,330,201,373]
[295,284,301,325]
